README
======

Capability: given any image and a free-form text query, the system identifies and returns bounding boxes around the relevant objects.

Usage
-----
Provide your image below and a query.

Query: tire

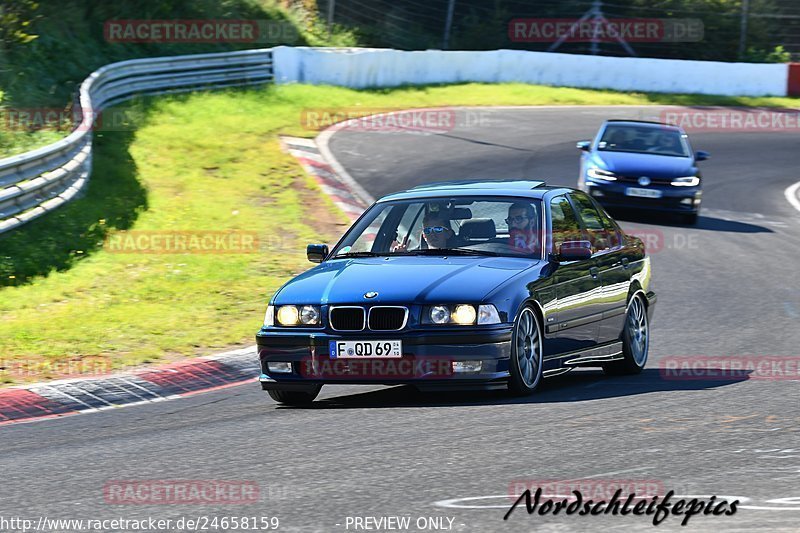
[604,294,649,376]
[267,386,321,405]
[682,212,698,225]
[508,306,544,396]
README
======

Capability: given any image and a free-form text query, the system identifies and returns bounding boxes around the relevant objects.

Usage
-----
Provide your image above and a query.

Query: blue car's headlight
[587,167,618,181]
[264,305,275,326]
[430,305,451,324]
[478,305,501,324]
[272,305,321,326]
[670,176,700,187]
[426,304,500,325]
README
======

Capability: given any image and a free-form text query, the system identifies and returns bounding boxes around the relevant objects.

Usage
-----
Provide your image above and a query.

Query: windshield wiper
[333,251,387,258]
[448,247,500,256]
[403,248,499,257]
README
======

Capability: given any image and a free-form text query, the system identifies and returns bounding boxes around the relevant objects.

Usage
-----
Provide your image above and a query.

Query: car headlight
[299,305,320,325]
[427,304,499,325]
[452,304,477,325]
[671,176,700,187]
[587,167,617,181]
[430,305,451,324]
[264,305,275,326]
[276,305,300,326]
[273,305,322,326]
[477,304,501,325]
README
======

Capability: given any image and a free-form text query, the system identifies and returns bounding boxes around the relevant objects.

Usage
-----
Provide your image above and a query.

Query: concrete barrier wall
[273,47,789,97]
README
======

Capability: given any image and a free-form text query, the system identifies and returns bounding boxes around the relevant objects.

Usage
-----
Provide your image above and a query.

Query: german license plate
[329,340,402,359]
[626,187,662,198]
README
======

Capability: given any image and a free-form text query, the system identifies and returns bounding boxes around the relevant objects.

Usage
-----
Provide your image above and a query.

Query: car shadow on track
[277,368,750,409]
[609,208,773,233]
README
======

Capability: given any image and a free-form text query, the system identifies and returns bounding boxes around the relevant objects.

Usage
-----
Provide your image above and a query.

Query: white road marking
[784,181,800,213]
[565,467,652,480]
[433,495,511,509]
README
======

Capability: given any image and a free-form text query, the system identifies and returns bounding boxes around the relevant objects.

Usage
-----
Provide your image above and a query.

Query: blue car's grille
[330,307,365,331]
[616,175,672,185]
[368,307,407,331]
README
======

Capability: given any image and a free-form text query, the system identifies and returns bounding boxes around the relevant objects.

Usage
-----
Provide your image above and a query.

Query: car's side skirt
[544,341,624,368]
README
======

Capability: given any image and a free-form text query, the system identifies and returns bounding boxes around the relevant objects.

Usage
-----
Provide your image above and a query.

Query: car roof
[603,119,684,132]
[377,179,568,202]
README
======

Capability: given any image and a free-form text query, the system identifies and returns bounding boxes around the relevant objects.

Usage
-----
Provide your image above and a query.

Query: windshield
[330,196,544,260]
[597,125,690,157]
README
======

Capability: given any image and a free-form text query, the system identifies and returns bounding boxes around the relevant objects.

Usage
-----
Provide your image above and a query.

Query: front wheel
[508,306,544,396]
[268,386,322,406]
[681,212,699,225]
[604,294,649,375]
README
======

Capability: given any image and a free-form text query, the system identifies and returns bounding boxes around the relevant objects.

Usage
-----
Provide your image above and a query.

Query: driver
[657,133,682,154]
[391,212,463,252]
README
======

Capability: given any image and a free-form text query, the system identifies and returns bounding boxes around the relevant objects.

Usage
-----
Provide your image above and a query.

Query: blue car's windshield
[330,196,544,260]
[597,125,690,157]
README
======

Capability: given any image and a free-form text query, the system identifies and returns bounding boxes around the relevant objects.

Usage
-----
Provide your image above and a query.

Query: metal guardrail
[0,48,274,235]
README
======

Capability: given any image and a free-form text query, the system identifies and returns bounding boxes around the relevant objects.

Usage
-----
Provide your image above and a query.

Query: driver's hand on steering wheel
[390,236,410,253]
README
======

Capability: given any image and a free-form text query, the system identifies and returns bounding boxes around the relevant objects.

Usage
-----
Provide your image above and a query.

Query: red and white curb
[2,132,375,426]
[281,135,372,221]
[0,347,258,426]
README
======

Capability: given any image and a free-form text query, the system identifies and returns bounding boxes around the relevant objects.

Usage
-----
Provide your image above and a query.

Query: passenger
[506,202,540,254]
[608,129,628,149]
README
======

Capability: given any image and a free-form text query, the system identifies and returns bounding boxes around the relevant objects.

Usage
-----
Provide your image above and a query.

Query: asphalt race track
[2,106,799,532]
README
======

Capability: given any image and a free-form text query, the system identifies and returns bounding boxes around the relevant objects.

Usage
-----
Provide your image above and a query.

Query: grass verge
[1,82,798,384]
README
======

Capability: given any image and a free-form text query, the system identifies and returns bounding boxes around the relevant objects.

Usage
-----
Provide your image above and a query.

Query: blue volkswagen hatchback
[256,180,656,405]
[577,120,708,224]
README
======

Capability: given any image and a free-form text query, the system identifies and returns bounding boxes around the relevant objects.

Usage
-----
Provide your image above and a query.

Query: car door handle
[621,257,630,269]
[589,266,599,279]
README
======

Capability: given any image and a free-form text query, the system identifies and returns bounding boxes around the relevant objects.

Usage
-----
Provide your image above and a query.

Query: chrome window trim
[367,306,409,331]
[329,305,366,332]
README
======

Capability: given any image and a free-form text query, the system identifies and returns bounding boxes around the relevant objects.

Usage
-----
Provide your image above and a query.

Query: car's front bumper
[256,326,514,391]
[584,180,702,214]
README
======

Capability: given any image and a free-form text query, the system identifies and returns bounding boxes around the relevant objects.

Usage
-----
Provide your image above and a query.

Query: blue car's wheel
[681,212,699,225]
[604,294,649,375]
[268,386,322,405]
[508,306,543,396]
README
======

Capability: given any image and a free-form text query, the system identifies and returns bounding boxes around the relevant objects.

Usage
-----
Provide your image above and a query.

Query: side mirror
[695,150,709,162]
[307,244,329,263]
[576,140,591,151]
[555,240,593,261]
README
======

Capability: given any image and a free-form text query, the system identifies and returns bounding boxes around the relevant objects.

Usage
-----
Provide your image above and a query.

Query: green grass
[1,82,799,384]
